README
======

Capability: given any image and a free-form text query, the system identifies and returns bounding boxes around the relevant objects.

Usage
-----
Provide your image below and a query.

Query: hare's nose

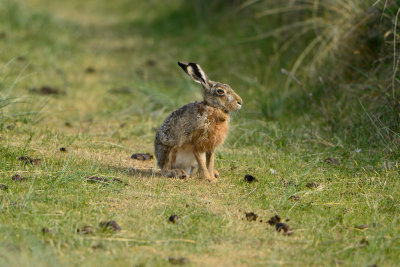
[237,100,242,105]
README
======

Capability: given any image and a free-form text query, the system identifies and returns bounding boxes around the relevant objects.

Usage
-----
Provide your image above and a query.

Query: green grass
[0,0,399,266]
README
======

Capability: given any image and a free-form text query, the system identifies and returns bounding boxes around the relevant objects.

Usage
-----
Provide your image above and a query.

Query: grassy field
[0,0,399,266]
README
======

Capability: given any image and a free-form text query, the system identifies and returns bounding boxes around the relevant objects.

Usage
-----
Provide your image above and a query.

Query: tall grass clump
[0,61,44,125]
[0,61,21,122]
[245,0,400,151]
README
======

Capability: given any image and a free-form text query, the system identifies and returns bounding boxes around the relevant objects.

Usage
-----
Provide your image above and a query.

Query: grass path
[0,1,399,266]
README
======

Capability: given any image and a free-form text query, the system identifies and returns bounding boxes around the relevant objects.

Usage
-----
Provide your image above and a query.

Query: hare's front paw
[213,169,220,179]
[205,176,218,183]
[163,169,188,179]
[202,172,217,183]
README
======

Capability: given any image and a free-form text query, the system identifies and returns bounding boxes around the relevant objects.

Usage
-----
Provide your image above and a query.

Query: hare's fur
[154,62,242,182]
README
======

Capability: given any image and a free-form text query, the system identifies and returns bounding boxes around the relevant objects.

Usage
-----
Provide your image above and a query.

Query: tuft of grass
[0,60,40,123]
[242,0,400,150]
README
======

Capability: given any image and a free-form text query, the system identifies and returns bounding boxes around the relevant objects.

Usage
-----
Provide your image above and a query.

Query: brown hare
[154,62,242,182]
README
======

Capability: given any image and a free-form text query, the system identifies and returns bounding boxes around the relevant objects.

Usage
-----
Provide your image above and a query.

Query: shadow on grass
[107,164,162,178]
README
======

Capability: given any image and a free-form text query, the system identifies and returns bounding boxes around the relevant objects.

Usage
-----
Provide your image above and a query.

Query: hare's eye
[216,88,225,95]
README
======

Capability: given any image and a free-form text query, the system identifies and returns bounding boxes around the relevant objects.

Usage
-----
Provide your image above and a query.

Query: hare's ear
[178,62,210,89]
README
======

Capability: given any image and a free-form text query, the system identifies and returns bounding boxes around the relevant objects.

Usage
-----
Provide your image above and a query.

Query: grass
[0,0,399,266]
[247,0,400,148]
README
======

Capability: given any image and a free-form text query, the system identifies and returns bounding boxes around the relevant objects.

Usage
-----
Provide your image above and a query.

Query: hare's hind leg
[160,146,188,179]
[163,169,188,179]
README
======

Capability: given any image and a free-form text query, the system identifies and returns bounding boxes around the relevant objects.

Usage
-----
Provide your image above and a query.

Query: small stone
[42,227,57,234]
[30,86,60,95]
[59,147,67,152]
[244,174,257,183]
[131,153,153,161]
[245,212,258,221]
[0,184,8,190]
[77,225,94,234]
[334,259,344,265]
[91,243,104,250]
[18,156,41,165]
[324,158,341,165]
[12,174,27,181]
[30,159,41,165]
[18,156,30,161]
[168,257,189,265]
[108,87,133,94]
[360,238,369,246]
[145,59,156,67]
[111,178,129,186]
[289,195,301,201]
[86,176,109,183]
[99,220,121,231]
[85,67,96,73]
[276,223,293,235]
[267,215,281,225]
[306,182,319,188]
[169,215,179,223]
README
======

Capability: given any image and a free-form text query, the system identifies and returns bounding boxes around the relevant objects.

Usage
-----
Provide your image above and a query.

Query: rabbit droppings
[154,62,242,183]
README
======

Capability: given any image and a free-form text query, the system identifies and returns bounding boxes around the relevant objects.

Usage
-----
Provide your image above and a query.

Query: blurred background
[0,0,399,155]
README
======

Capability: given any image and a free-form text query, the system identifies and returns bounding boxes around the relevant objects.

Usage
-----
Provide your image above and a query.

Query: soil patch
[131,153,153,161]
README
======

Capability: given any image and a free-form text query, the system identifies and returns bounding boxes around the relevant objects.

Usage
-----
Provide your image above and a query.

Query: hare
[154,62,242,182]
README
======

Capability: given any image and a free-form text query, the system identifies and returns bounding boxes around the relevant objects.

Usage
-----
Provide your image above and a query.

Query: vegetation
[0,0,399,266]
[248,0,400,152]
